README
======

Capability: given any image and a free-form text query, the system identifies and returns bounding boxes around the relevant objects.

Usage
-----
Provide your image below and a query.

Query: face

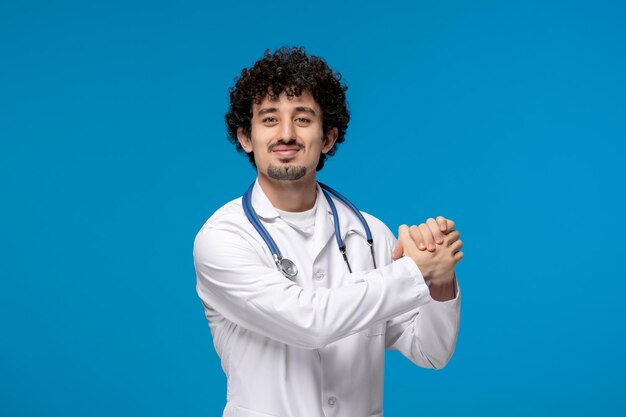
[237,90,338,182]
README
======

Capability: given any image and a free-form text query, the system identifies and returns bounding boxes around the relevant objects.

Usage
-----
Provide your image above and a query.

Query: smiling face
[237,90,338,184]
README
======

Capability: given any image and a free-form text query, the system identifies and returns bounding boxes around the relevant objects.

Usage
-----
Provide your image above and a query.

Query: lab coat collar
[250,178,281,220]
[249,177,365,246]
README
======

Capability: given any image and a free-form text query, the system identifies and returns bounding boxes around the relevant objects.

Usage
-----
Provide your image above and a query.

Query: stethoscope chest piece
[278,257,298,278]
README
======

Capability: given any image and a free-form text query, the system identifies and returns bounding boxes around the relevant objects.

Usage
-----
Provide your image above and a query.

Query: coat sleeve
[381,226,461,370]
[193,226,432,350]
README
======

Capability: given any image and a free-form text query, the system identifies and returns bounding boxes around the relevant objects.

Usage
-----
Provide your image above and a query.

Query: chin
[267,164,308,181]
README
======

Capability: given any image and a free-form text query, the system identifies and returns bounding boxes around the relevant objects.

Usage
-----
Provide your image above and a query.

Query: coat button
[314,272,325,281]
[328,396,336,406]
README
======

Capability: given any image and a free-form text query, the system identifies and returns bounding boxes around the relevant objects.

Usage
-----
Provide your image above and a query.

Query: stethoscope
[242,181,377,279]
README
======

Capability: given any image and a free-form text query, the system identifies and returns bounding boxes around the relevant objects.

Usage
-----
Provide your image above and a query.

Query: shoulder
[197,195,245,233]
[355,210,397,267]
[358,210,397,250]
[193,196,262,255]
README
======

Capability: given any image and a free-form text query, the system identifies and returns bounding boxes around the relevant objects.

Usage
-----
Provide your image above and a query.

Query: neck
[257,171,318,212]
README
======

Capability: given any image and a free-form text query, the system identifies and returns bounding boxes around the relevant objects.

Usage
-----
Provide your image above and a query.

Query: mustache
[269,140,304,152]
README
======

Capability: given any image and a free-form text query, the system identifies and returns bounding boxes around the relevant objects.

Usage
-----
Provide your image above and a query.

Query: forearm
[385,273,461,369]
[413,290,460,369]
[194,228,432,349]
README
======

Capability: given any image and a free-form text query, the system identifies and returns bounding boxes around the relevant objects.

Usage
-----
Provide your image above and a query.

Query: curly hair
[225,46,350,171]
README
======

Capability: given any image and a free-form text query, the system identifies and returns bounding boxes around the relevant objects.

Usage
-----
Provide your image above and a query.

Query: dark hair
[225,46,350,171]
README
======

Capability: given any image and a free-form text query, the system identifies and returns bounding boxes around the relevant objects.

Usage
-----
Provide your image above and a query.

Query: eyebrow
[256,106,317,117]
[294,107,317,116]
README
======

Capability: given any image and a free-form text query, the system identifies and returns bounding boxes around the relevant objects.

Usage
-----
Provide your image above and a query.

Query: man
[194,46,463,417]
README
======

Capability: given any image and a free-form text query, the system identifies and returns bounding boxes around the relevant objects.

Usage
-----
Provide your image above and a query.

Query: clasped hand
[391,216,463,286]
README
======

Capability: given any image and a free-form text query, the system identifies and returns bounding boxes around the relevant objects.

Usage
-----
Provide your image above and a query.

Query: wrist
[428,271,456,301]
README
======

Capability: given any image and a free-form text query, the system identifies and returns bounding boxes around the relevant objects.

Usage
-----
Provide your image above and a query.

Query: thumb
[398,224,410,240]
[392,241,404,260]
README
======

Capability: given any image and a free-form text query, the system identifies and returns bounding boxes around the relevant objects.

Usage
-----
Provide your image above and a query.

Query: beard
[267,164,307,181]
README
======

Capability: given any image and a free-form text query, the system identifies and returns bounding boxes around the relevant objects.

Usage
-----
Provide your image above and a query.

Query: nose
[280,118,296,141]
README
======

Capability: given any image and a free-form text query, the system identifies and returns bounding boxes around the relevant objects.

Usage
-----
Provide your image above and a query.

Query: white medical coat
[193,179,461,417]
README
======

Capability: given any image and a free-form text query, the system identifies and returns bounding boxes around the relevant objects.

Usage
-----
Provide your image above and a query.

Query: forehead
[252,90,320,113]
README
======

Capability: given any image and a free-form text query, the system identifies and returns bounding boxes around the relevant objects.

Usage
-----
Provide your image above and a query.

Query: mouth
[272,146,301,158]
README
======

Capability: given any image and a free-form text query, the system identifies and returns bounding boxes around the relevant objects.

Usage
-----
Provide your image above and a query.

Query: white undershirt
[274,196,318,282]
[274,195,318,235]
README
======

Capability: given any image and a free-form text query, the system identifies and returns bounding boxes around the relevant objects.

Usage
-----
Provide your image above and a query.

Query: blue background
[1,0,625,416]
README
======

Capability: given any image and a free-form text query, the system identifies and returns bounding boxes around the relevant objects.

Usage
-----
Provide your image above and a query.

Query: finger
[418,223,436,252]
[450,239,463,254]
[453,251,464,262]
[427,217,445,245]
[445,230,460,246]
[409,225,426,250]
[436,216,448,233]
[446,219,455,231]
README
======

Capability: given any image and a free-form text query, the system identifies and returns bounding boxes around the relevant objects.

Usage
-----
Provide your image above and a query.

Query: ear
[322,127,338,154]
[237,128,253,153]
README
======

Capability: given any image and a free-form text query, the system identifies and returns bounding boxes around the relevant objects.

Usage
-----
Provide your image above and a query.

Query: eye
[262,117,278,123]
[295,117,311,124]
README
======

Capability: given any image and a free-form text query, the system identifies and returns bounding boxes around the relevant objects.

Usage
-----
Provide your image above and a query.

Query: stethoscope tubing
[243,182,281,257]
[243,181,376,277]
